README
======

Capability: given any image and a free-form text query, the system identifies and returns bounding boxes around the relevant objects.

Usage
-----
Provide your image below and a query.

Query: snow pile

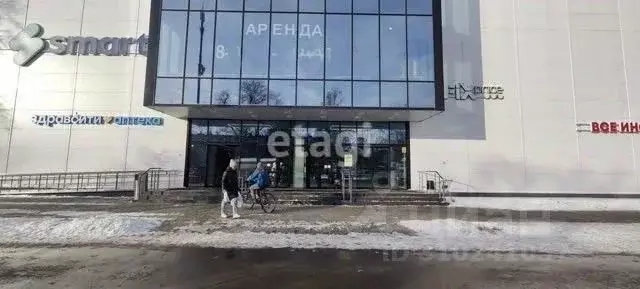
[0,215,166,244]
[450,197,640,211]
[176,220,392,235]
[119,219,640,255]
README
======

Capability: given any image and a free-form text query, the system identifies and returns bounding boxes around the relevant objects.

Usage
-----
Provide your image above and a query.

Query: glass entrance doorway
[187,120,409,189]
[205,145,236,187]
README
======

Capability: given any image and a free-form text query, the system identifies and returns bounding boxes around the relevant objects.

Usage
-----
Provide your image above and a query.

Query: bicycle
[240,182,277,213]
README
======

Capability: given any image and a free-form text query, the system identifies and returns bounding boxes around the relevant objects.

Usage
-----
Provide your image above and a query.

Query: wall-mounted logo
[9,23,47,67]
[9,23,148,67]
[577,121,640,134]
[447,83,505,101]
[32,114,164,128]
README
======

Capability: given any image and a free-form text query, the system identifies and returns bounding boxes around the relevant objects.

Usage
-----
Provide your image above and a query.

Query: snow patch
[450,197,640,211]
[0,202,115,206]
[0,216,166,243]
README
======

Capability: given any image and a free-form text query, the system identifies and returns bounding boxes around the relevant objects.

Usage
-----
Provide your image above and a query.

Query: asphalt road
[1,247,640,289]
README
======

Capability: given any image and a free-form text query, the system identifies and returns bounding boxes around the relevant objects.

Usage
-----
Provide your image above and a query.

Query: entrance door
[206,145,236,187]
[356,146,390,189]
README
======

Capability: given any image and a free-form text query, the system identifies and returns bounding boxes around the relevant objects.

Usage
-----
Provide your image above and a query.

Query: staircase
[152,188,448,206]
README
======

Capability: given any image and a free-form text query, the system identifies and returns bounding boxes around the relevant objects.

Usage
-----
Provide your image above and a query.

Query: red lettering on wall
[610,122,619,133]
[633,123,640,133]
[621,122,630,133]
[592,122,600,133]
[600,122,610,133]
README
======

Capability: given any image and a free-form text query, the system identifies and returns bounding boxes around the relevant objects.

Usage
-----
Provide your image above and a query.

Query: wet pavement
[1,246,640,289]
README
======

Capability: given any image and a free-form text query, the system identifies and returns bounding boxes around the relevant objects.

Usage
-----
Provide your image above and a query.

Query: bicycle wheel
[259,192,277,213]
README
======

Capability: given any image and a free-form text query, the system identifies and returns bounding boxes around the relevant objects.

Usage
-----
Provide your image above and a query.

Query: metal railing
[0,169,184,194]
[417,170,454,203]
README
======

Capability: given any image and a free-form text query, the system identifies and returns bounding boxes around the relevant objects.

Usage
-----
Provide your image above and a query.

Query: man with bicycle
[246,162,269,200]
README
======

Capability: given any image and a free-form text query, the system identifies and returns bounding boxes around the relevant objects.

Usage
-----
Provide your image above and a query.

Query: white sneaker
[221,213,228,218]
[232,214,241,219]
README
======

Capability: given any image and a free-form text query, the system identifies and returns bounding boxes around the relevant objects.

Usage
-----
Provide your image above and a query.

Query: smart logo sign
[9,23,148,67]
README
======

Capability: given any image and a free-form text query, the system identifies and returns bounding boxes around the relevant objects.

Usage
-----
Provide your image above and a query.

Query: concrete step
[150,189,449,206]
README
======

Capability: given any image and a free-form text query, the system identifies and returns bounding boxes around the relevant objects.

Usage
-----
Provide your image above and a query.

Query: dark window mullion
[181,2,191,105]
[377,1,381,108]
[238,2,246,105]
[404,0,410,107]
[267,0,274,105]
[210,1,219,105]
[294,0,300,106]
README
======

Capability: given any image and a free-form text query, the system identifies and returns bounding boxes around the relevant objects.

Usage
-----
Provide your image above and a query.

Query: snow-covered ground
[0,210,639,255]
[449,197,640,211]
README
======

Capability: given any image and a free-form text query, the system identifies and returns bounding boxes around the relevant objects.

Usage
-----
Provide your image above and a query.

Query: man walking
[221,159,241,219]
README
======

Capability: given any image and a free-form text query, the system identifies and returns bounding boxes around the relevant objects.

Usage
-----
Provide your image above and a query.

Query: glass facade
[154,0,437,108]
[187,120,409,189]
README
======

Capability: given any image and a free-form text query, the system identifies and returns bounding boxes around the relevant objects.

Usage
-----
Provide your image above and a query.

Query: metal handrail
[0,169,184,194]
[417,170,454,203]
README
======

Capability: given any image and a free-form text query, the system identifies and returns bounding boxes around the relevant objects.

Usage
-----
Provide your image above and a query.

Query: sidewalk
[0,195,639,255]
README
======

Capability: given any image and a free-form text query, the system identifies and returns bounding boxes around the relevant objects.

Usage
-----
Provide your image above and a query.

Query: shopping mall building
[1,0,639,194]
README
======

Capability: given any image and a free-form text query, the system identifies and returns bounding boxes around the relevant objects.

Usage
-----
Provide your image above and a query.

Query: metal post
[115,173,119,191]
[341,169,345,201]
[348,169,353,204]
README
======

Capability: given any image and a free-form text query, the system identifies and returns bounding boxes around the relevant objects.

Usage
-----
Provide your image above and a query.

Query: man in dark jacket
[221,159,241,219]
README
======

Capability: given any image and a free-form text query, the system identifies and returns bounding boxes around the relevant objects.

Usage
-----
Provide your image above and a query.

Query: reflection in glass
[241,80,268,105]
[353,81,379,107]
[326,15,351,80]
[358,122,389,144]
[214,12,242,77]
[212,79,239,105]
[390,122,406,144]
[353,15,379,80]
[157,11,187,77]
[298,14,324,79]
[381,0,405,14]
[245,0,270,11]
[381,16,406,80]
[184,78,212,104]
[190,0,216,10]
[408,16,434,81]
[155,78,183,104]
[162,0,187,9]
[269,80,296,106]
[381,82,407,108]
[209,120,240,143]
[390,146,407,189]
[270,14,297,79]
[407,0,432,14]
[325,81,351,107]
[242,121,259,142]
[188,143,207,186]
[408,82,435,108]
[300,0,324,12]
[242,13,270,78]
[326,0,351,12]
[272,0,297,11]
[185,12,215,77]
[217,0,242,10]
[297,81,323,106]
[353,0,378,13]
[191,120,208,143]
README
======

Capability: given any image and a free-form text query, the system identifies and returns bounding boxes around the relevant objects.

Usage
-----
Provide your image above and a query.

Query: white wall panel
[0,52,19,109]
[66,126,128,172]
[6,125,70,174]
